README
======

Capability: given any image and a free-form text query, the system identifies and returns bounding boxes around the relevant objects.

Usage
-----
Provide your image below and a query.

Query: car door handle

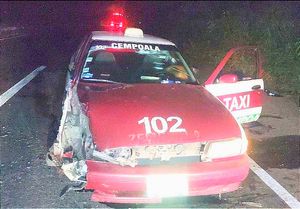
[252,85,261,90]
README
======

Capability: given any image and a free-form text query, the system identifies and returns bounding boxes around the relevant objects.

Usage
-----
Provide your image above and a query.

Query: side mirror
[68,62,75,72]
[68,53,76,72]
[218,74,238,83]
[192,67,200,75]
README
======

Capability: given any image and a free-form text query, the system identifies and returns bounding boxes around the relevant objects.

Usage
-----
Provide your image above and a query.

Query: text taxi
[47,26,264,203]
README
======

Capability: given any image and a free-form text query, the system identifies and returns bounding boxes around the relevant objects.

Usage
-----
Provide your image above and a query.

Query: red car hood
[78,83,241,150]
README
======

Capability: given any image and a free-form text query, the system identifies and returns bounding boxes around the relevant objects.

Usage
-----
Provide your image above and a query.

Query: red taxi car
[47,26,264,203]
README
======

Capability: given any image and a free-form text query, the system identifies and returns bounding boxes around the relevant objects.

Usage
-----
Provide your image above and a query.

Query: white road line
[0,34,28,41]
[0,66,46,107]
[249,156,300,209]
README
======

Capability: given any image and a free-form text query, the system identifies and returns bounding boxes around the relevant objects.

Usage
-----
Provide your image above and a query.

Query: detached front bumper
[85,154,249,203]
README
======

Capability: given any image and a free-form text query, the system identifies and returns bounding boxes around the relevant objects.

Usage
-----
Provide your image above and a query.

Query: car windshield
[80,41,197,84]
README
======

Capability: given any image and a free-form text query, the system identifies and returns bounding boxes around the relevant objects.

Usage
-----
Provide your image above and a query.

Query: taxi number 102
[138,116,186,134]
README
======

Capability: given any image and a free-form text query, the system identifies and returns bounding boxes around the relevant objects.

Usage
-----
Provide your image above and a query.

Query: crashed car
[47,26,264,203]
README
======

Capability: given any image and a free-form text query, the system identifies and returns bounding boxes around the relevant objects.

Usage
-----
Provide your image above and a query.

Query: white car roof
[91,31,176,46]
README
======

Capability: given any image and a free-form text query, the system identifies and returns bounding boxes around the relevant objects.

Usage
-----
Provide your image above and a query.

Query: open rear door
[204,47,264,124]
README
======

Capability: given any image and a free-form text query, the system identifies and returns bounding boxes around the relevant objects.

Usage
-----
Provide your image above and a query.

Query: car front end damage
[47,84,249,203]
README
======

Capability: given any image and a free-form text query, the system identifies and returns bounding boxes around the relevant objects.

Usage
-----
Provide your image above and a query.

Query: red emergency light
[102,10,127,32]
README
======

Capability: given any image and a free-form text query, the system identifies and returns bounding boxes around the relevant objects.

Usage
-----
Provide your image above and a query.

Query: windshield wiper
[82,78,124,84]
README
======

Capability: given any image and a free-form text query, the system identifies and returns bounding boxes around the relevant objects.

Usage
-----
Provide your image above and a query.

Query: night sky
[1,1,299,40]
[1,1,299,66]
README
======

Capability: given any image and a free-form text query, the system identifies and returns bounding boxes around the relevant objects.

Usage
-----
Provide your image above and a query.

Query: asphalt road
[0,35,299,208]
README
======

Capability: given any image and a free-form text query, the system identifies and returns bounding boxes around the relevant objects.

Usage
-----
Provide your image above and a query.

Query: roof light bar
[124,28,144,38]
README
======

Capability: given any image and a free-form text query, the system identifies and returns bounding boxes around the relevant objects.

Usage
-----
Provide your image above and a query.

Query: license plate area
[146,174,188,197]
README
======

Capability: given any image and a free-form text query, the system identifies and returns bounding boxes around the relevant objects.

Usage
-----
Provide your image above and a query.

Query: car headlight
[104,147,132,159]
[203,125,248,160]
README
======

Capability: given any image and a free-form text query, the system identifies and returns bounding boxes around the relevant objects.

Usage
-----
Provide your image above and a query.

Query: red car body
[77,83,249,203]
[48,28,265,203]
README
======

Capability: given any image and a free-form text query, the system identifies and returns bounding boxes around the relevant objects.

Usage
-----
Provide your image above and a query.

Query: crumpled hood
[78,83,241,150]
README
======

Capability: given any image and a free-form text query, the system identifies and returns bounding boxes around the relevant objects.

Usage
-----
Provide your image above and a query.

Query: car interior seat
[89,51,121,80]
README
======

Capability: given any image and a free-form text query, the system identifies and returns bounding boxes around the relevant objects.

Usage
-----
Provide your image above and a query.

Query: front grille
[130,142,206,166]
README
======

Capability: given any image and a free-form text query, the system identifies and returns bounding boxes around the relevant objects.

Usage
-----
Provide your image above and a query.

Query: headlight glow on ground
[146,174,188,198]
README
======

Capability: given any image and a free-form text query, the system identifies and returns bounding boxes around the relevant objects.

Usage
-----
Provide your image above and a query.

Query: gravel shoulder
[245,94,300,202]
